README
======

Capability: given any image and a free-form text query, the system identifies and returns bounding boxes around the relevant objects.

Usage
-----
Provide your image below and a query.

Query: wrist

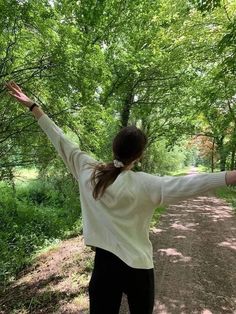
[26,100,34,108]
[29,102,39,112]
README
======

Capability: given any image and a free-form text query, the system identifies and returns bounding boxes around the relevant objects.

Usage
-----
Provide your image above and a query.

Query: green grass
[195,165,209,173]
[150,206,166,227]
[168,166,191,176]
[196,165,222,173]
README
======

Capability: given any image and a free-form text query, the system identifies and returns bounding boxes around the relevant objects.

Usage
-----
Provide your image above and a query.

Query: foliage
[0,0,235,178]
[150,206,166,228]
[0,180,82,288]
[142,139,195,175]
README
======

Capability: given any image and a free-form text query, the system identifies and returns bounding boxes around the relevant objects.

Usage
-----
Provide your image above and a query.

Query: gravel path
[120,194,236,313]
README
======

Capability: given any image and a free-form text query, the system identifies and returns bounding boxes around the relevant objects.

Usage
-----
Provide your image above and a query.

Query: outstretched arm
[141,170,236,207]
[6,81,96,180]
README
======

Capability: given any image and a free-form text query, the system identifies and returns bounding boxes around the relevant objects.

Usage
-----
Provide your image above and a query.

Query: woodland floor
[1,177,236,313]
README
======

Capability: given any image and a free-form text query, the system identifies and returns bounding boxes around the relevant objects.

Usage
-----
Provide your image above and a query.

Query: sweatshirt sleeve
[140,171,227,207]
[37,114,96,180]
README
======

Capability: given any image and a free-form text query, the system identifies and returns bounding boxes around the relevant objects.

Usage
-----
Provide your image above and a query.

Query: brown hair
[89,125,147,200]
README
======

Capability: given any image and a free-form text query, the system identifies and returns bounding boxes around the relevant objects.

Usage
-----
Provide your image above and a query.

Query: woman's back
[78,158,226,268]
[79,166,157,268]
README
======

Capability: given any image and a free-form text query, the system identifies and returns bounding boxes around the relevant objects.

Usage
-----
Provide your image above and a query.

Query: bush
[0,178,83,289]
[143,140,191,175]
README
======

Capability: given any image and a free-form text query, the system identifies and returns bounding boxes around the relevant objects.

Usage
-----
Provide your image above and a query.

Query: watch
[29,103,39,111]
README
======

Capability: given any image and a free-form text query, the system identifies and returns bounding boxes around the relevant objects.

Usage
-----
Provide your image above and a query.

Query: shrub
[0,178,82,289]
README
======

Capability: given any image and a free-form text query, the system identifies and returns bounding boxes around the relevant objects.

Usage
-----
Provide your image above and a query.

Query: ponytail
[90,161,122,200]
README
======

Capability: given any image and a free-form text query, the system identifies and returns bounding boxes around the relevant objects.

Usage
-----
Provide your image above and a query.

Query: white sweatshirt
[38,114,227,269]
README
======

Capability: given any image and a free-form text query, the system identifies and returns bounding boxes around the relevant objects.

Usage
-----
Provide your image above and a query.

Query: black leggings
[88,247,154,314]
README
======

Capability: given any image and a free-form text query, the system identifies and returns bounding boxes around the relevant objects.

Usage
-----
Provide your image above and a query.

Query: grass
[151,206,166,227]
[195,165,209,173]
[168,166,191,176]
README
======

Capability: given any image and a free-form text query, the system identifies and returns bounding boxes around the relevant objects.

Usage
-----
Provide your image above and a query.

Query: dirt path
[1,193,236,313]
[151,195,236,314]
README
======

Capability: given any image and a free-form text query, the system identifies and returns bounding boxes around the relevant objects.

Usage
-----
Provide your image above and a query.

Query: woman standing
[6,81,234,314]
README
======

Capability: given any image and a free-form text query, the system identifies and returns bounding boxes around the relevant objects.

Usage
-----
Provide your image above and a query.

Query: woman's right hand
[6,81,34,108]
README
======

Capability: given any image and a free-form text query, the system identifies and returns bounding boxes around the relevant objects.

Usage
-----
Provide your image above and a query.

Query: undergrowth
[0,177,82,290]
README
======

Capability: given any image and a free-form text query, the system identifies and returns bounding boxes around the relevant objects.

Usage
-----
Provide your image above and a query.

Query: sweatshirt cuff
[209,171,227,188]
[37,114,52,131]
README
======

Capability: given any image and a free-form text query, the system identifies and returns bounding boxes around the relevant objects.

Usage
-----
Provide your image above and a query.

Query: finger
[10,81,22,94]
[6,83,21,96]
[11,81,22,92]
[8,91,20,97]
[8,91,23,102]
[6,81,15,89]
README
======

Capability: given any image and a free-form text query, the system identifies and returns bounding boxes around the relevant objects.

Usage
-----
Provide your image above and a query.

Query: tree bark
[211,138,215,173]
[230,147,235,170]
[217,137,226,171]
[120,91,134,127]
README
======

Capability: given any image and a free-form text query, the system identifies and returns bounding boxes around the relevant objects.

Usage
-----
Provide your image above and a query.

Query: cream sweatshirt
[38,114,227,269]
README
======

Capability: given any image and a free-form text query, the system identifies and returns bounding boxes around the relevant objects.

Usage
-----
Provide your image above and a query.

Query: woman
[6,81,235,314]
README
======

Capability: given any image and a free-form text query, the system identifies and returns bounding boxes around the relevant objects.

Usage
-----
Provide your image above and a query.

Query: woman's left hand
[6,81,34,108]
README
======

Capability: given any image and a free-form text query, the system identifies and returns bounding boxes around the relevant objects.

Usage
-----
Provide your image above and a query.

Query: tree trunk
[230,124,236,170]
[230,147,236,170]
[220,155,226,171]
[120,91,134,127]
[217,136,227,171]
[211,138,215,173]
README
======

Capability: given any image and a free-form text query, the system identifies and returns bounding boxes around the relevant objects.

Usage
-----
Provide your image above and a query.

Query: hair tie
[113,159,124,168]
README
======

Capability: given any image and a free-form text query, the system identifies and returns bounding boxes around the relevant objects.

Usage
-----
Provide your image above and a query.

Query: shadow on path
[148,195,236,314]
